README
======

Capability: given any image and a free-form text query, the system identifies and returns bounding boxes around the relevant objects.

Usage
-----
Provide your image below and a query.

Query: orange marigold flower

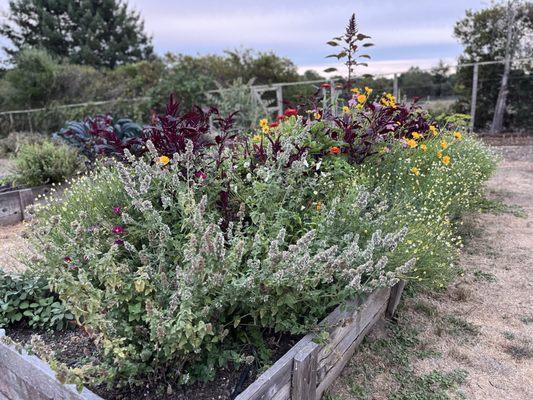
[442,155,451,166]
[406,139,418,149]
[158,155,170,165]
[330,146,341,155]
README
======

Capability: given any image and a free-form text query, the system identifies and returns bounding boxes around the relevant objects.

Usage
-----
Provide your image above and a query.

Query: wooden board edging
[0,329,103,400]
[236,281,407,400]
[0,184,52,226]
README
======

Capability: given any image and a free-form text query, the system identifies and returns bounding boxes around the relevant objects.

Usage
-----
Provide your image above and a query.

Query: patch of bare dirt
[0,222,30,274]
[329,145,533,400]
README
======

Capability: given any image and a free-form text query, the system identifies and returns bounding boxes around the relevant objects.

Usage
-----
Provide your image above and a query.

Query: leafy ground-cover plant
[0,270,74,330]
[5,139,82,187]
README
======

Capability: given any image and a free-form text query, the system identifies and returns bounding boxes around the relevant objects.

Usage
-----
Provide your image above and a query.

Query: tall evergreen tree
[0,0,154,68]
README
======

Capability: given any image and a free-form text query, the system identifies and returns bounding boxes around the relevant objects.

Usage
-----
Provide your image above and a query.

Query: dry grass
[327,145,533,400]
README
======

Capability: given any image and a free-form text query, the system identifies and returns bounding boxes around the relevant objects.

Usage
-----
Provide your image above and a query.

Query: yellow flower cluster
[259,118,270,134]
[406,139,418,149]
[380,92,396,108]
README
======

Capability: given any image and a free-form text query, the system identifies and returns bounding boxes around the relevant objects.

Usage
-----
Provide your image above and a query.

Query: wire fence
[0,58,531,135]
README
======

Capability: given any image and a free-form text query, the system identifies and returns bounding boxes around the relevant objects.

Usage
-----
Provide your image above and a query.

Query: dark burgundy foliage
[143,94,217,156]
[323,100,432,164]
[55,116,143,161]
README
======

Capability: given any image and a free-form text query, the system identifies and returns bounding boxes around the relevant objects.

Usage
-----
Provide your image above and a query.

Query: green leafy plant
[0,270,74,330]
[10,139,82,187]
[324,13,373,82]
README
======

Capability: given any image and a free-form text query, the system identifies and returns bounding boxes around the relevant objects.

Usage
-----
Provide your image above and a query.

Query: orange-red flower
[330,146,341,155]
[284,108,298,117]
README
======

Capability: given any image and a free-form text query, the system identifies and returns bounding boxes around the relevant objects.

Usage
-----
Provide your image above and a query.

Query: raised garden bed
[0,185,51,226]
[0,281,406,400]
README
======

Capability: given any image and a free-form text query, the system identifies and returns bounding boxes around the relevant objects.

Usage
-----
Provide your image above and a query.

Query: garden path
[328,145,533,400]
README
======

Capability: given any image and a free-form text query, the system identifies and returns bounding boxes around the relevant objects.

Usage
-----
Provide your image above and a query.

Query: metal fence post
[470,63,479,132]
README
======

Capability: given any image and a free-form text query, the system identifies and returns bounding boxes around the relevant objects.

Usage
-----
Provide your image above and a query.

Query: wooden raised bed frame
[0,281,406,400]
[0,185,51,226]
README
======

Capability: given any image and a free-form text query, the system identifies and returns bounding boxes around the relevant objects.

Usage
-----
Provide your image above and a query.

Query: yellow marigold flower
[440,140,448,149]
[158,155,170,166]
[410,166,420,176]
[262,126,270,134]
[437,150,443,159]
[351,88,360,94]
[454,131,462,140]
[313,112,322,120]
[342,106,350,113]
[357,94,367,103]
[429,125,438,136]
[364,86,373,94]
[316,202,322,211]
[412,132,421,139]
[442,155,451,166]
[252,134,263,143]
[420,144,427,151]
[259,118,268,127]
[406,139,418,149]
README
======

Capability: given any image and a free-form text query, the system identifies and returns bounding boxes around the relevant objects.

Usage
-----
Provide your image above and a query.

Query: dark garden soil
[6,325,300,400]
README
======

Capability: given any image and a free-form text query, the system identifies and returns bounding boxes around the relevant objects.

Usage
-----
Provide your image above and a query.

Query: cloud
[298,57,458,77]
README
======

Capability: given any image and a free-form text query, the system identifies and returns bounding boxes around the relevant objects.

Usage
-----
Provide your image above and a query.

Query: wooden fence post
[386,280,406,319]
[292,341,319,400]
[18,188,34,220]
[276,86,283,116]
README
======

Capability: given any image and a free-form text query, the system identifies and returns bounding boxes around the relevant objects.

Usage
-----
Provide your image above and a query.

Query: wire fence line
[0,57,531,134]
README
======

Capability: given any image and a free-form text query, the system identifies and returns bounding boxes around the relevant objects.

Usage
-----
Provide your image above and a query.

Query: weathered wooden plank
[0,191,22,226]
[0,330,103,400]
[316,288,390,382]
[292,341,319,400]
[236,286,396,400]
[234,336,313,400]
[31,185,53,199]
[386,280,406,318]
[18,188,34,220]
[316,302,388,398]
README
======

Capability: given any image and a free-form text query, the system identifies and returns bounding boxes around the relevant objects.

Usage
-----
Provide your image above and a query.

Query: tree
[0,48,59,109]
[0,0,154,68]
[454,1,533,131]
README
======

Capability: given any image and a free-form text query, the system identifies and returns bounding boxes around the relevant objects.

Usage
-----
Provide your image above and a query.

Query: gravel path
[0,158,14,180]
[0,222,30,274]
[329,145,533,400]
